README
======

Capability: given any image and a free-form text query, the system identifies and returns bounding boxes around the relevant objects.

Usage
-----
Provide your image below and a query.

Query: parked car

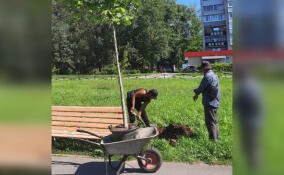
[183,66,198,73]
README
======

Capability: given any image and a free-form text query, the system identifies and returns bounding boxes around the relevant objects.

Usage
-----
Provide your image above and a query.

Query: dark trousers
[204,105,219,141]
[126,97,151,127]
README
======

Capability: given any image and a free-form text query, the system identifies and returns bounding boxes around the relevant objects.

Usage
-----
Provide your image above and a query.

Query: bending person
[126,88,158,127]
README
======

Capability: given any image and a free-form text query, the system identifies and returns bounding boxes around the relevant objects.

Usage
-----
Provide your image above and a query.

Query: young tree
[61,0,139,128]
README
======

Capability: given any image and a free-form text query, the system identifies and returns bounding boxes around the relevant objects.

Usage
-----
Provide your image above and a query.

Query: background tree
[58,0,139,127]
[51,0,203,74]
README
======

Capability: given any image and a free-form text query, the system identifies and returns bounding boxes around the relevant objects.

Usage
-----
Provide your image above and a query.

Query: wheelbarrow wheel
[137,147,162,173]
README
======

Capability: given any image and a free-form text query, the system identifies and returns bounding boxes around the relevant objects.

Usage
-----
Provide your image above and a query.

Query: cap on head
[149,89,158,99]
[200,61,212,70]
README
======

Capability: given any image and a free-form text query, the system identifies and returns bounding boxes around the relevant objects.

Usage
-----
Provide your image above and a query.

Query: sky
[176,0,200,10]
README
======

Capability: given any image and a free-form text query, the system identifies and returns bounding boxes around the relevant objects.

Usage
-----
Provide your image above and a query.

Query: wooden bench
[52,106,123,140]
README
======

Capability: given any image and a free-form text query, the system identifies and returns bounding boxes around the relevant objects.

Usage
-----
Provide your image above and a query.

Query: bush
[52,66,59,75]
[211,63,232,72]
[197,63,232,72]
[100,64,117,75]
[122,69,140,74]
[100,66,142,75]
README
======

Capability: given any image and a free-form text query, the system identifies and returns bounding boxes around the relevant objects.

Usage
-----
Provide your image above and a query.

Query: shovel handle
[132,112,144,127]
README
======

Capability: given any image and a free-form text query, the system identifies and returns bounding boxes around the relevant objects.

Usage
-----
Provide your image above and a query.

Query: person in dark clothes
[193,61,220,142]
[126,88,158,127]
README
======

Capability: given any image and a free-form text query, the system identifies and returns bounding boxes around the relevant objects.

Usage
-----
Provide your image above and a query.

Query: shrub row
[211,63,232,72]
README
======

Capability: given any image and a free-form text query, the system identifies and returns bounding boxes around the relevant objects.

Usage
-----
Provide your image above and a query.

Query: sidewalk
[52,155,232,175]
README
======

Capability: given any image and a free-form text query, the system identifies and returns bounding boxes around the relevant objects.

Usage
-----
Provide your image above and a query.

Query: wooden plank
[52,133,100,140]
[52,116,123,124]
[51,106,124,139]
[52,130,109,136]
[52,121,115,129]
[52,126,111,134]
[52,112,123,119]
[52,130,108,135]
[52,130,110,139]
[52,106,122,113]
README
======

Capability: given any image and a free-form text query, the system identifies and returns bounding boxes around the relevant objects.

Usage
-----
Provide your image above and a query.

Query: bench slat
[52,126,111,134]
[52,130,110,140]
[52,133,100,140]
[52,106,122,113]
[52,112,123,119]
[53,130,109,135]
[51,106,123,139]
[52,121,116,129]
[52,116,123,124]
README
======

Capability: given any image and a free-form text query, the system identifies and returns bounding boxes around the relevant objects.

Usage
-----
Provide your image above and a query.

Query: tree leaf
[122,16,131,25]
[116,13,122,18]
[77,0,83,5]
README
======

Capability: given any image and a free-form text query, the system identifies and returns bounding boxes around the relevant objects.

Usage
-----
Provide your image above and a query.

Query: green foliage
[51,0,77,74]
[52,78,232,164]
[51,0,203,74]
[101,64,117,75]
[52,66,59,75]
[186,12,203,52]
[61,0,139,26]
[196,63,232,72]
[122,69,140,74]
[211,63,232,72]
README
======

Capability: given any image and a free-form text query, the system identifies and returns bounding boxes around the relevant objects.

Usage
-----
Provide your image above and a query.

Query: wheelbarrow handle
[77,129,103,139]
[69,137,101,147]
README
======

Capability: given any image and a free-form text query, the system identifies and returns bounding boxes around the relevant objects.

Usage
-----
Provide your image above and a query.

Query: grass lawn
[52,78,232,164]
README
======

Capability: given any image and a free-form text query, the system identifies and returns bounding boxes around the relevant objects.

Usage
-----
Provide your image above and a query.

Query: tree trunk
[112,24,128,128]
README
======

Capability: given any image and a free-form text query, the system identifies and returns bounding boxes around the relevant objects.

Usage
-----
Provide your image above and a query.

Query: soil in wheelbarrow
[108,123,140,142]
[157,124,194,144]
[110,123,138,131]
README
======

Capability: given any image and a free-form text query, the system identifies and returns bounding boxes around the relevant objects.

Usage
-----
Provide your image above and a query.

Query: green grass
[52,78,232,164]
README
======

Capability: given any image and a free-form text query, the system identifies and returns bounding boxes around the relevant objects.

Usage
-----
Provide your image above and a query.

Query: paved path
[52,155,232,175]
[52,73,232,81]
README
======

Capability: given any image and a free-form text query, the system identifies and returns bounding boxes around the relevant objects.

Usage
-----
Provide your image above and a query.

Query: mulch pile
[157,124,194,144]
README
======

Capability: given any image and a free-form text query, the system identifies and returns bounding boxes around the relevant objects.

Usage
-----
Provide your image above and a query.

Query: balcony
[202,0,224,6]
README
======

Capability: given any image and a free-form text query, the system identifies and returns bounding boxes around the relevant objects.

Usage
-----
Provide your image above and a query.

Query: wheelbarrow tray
[101,127,158,155]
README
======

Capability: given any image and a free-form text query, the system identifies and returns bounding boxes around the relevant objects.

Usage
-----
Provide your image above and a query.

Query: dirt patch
[158,124,194,144]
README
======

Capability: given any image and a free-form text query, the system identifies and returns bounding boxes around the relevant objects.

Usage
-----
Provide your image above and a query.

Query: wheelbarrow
[73,125,162,175]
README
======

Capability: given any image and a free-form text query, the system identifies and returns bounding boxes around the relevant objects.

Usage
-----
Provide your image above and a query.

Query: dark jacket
[194,70,221,108]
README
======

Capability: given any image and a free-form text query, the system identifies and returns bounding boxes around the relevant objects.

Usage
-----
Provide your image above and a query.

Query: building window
[205,26,226,36]
[229,23,233,29]
[228,2,232,7]
[229,12,233,20]
[203,14,225,22]
[203,4,224,12]
[213,27,220,31]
